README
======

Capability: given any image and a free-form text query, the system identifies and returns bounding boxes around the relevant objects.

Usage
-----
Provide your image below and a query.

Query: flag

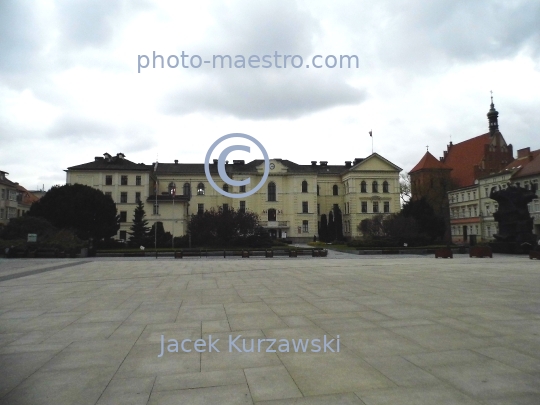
[369,130,372,137]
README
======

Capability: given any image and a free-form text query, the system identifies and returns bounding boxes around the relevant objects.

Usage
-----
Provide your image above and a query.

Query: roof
[67,155,151,171]
[442,133,491,188]
[510,149,540,179]
[410,151,452,173]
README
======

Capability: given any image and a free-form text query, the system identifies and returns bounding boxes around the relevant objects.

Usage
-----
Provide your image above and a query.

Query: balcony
[260,221,289,228]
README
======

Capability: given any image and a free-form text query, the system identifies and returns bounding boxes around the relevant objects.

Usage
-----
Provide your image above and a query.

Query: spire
[487,90,499,135]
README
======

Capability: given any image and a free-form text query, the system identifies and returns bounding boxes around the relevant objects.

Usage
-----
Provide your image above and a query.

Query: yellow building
[0,170,39,226]
[66,152,402,242]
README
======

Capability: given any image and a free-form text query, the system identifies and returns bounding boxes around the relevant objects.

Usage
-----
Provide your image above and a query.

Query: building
[410,97,516,243]
[66,152,402,242]
[0,170,40,226]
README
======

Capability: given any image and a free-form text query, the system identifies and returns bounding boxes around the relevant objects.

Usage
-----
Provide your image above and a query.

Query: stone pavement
[0,254,539,404]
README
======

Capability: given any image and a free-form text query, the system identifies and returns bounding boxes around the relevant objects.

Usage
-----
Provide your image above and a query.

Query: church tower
[487,93,499,135]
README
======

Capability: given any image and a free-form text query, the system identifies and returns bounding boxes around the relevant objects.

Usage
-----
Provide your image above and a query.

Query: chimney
[116,153,125,159]
[345,161,352,168]
[353,158,363,165]
[174,160,178,164]
[233,160,245,165]
[94,156,103,161]
[213,159,218,164]
[320,161,328,166]
[311,161,317,166]
[517,147,530,159]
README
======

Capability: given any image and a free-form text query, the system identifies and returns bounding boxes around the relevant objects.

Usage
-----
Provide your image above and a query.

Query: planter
[242,250,250,258]
[174,251,183,259]
[435,248,453,259]
[469,246,492,258]
[265,250,274,258]
[289,250,297,257]
[530,250,540,260]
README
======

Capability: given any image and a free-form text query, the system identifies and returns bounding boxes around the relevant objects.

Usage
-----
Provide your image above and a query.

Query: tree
[147,221,173,248]
[1,216,57,240]
[399,173,412,206]
[28,184,119,240]
[319,214,328,242]
[327,211,336,242]
[334,206,344,241]
[359,214,386,237]
[128,201,150,247]
[400,197,445,241]
[188,207,265,247]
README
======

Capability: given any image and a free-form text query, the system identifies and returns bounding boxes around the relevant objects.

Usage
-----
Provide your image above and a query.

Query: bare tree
[399,173,411,205]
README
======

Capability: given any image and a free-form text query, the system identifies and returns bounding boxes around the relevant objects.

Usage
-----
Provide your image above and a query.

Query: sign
[27,234,37,243]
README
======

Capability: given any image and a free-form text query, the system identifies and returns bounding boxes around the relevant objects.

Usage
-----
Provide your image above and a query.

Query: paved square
[1,254,539,404]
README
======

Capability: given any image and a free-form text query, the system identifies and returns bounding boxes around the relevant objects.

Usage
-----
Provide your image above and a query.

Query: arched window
[302,180,308,193]
[268,182,276,201]
[332,184,338,195]
[223,184,229,192]
[268,208,276,221]
[197,183,205,195]
[372,181,378,193]
[183,183,190,196]
[382,181,389,193]
[168,182,176,196]
[361,181,367,193]
[317,185,320,196]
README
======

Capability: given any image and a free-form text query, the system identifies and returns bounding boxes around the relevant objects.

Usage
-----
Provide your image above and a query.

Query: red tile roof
[512,149,540,179]
[442,133,491,188]
[410,151,451,173]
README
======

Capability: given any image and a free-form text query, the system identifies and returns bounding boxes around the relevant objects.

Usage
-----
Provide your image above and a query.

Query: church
[410,97,540,243]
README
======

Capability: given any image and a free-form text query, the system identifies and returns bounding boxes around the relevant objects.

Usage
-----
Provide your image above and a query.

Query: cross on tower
[426,145,429,151]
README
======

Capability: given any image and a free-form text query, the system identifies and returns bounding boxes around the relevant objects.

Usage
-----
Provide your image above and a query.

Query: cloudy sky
[1,0,539,190]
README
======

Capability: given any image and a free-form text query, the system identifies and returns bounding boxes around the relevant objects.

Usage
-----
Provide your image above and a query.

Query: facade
[0,171,39,226]
[66,152,402,242]
[410,98,518,244]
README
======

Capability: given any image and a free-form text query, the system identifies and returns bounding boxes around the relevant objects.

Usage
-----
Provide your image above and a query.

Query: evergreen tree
[128,201,150,247]
[334,205,344,241]
[328,210,336,242]
[319,214,328,242]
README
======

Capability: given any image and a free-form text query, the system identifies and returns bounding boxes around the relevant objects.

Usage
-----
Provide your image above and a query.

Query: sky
[1,0,539,191]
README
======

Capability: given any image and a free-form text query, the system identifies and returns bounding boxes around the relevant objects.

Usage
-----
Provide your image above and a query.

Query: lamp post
[171,183,176,249]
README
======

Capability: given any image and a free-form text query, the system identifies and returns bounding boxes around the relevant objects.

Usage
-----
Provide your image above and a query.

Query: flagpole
[172,184,175,249]
[370,130,373,154]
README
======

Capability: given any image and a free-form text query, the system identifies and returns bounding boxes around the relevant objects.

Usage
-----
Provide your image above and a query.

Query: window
[268,209,276,221]
[372,181,378,193]
[0,208,3,219]
[317,204,320,215]
[197,183,205,195]
[268,182,276,201]
[302,180,308,193]
[222,203,229,212]
[106,175,112,185]
[332,184,338,195]
[198,203,204,214]
[473,191,476,199]
[485,188,489,197]
[317,185,320,196]
[239,201,246,213]
[383,181,389,193]
[183,183,190,196]
[485,204,490,215]
[119,230,127,240]
[240,185,246,192]
[153,203,159,215]
[1,189,4,199]
[120,192,127,203]
[373,201,379,213]
[361,181,367,193]
[168,182,176,196]
[361,201,368,213]
[135,192,141,203]
[302,201,308,213]
[136,176,141,186]
[121,175,128,186]
[119,211,127,222]
[384,201,390,213]
[302,220,309,233]
[223,184,229,192]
